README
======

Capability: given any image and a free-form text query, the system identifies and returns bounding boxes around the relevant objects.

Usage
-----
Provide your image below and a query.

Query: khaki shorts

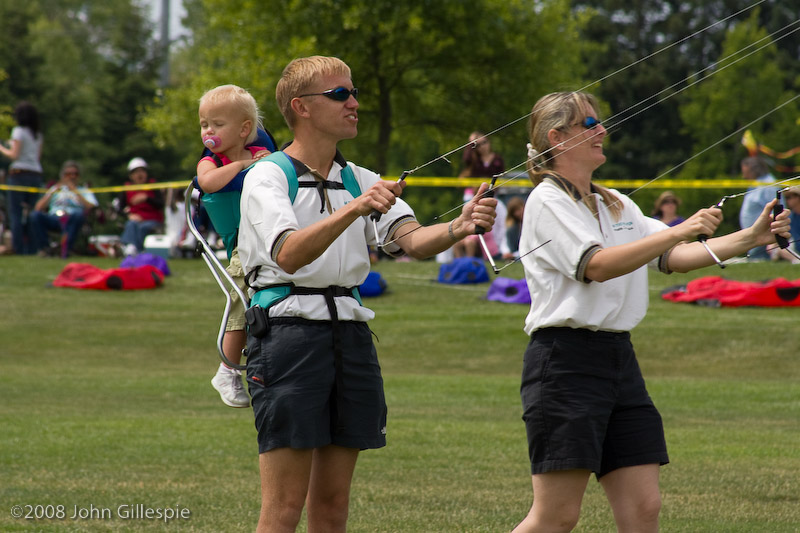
[225,249,246,331]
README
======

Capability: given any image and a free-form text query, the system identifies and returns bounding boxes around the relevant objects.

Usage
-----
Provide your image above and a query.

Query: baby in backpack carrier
[197,84,272,408]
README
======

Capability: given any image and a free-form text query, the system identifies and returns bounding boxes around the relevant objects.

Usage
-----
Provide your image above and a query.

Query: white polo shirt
[238,151,415,322]
[521,177,669,335]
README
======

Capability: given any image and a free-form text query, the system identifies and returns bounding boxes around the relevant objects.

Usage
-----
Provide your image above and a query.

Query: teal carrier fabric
[201,191,241,258]
[250,282,363,310]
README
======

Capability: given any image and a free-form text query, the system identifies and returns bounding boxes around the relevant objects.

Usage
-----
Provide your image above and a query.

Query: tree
[572,0,800,180]
[142,0,586,179]
[0,0,176,184]
[678,10,799,179]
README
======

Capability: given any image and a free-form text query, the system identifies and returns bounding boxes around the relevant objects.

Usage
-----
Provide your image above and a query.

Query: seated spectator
[118,157,165,256]
[504,196,525,259]
[651,190,685,227]
[30,160,98,258]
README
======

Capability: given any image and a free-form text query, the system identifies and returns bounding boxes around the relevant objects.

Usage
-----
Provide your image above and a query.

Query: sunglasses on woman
[298,87,359,102]
[577,116,601,129]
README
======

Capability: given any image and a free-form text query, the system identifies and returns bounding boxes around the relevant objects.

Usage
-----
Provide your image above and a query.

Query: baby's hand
[252,149,271,161]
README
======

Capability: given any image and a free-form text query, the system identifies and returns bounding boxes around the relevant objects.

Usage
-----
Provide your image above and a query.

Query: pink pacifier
[203,135,221,149]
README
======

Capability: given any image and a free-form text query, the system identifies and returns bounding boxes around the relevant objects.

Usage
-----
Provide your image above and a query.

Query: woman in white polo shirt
[512,91,790,533]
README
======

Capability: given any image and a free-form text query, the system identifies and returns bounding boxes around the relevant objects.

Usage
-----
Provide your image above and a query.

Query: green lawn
[1,255,799,532]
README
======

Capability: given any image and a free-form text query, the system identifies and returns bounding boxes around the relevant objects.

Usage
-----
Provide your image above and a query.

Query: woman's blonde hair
[199,84,262,145]
[526,91,622,220]
[276,56,351,130]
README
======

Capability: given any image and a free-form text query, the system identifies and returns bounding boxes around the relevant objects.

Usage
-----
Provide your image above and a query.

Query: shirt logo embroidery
[612,221,634,231]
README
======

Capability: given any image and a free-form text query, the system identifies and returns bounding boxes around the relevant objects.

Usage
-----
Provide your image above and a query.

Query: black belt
[8,168,41,175]
[533,327,630,341]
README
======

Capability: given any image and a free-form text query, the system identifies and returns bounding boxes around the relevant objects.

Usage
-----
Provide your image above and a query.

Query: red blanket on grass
[661,276,800,307]
[52,262,164,291]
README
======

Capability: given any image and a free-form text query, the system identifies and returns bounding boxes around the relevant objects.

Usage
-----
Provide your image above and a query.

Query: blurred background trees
[0,0,181,183]
[0,0,797,192]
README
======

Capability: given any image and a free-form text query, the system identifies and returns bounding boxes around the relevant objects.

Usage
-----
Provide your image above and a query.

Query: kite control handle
[474,176,498,236]
[370,171,409,222]
[773,191,790,249]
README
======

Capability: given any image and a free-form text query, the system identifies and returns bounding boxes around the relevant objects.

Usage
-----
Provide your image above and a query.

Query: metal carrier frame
[183,182,248,370]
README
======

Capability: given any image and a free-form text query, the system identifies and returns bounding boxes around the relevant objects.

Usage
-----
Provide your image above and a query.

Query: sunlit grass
[1,256,798,531]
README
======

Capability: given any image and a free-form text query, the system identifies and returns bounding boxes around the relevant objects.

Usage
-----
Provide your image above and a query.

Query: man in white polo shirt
[238,55,496,533]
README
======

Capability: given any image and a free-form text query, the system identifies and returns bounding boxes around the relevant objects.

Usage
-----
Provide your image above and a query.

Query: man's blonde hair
[199,84,262,145]
[276,56,351,130]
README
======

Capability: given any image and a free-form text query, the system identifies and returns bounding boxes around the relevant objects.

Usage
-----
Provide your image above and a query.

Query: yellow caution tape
[0,177,770,194]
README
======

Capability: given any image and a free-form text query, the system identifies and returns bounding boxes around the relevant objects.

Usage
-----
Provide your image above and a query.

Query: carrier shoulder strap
[340,164,361,199]
[262,151,299,202]
[262,151,362,204]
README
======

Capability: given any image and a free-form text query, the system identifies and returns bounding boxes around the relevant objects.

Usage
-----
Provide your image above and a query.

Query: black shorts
[521,327,669,478]
[246,318,387,454]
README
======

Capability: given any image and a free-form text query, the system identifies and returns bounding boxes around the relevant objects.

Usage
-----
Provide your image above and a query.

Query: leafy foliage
[678,11,797,179]
[574,0,800,181]
[2,0,798,189]
[142,0,585,177]
[0,0,180,184]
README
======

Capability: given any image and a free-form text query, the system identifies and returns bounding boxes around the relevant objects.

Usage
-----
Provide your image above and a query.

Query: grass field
[1,254,799,532]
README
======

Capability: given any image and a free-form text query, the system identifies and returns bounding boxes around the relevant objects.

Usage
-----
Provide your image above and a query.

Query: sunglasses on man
[298,86,359,102]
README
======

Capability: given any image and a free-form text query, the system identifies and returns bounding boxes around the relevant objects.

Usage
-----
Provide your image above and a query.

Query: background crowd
[1,100,797,264]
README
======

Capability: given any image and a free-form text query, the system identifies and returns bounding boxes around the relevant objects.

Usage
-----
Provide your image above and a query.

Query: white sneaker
[122,243,138,257]
[211,366,250,408]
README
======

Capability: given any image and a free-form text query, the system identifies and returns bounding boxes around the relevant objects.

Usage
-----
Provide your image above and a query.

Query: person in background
[29,161,97,258]
[513,90,790,533]
[461,130,505,183]
[454,131,506,259]
[770,186,800,264]
[0,101,44,255]
[196,84,271,408]
[118,157,165,256]
[651,190,685,227]
[504,195,525,259]
[739,156,778,261]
